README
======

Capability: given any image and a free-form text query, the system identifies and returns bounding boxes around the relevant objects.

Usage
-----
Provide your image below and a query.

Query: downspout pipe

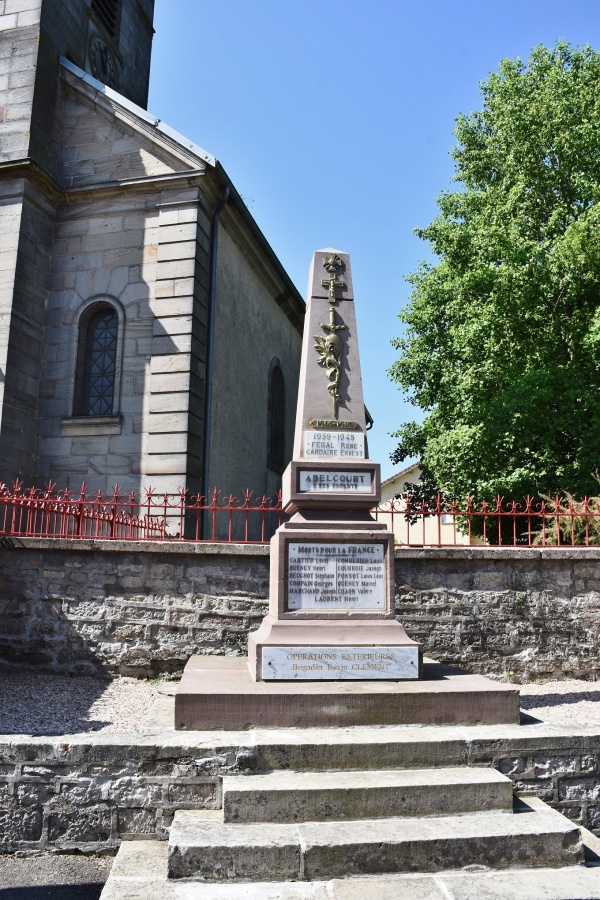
[200,185,230,537]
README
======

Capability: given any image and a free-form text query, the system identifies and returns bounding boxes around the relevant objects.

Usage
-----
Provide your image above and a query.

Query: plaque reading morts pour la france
[287,542,385,610]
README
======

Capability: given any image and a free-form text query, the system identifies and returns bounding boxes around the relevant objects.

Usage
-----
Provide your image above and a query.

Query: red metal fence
[373,494,600,547]
[0,483,284,544]
[0,482,599,547]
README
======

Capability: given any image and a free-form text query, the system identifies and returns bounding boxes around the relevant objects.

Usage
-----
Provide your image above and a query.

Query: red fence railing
[373,494,600,547]
[0,482,599,547]
[0,483,284,544]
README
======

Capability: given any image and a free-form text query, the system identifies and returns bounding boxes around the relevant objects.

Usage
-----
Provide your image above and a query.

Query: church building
[0,0,304,504]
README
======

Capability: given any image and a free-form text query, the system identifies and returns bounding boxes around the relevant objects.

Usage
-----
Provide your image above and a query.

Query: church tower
[0,1,155,481]
[1,0,154,169]
[0,0,303,512]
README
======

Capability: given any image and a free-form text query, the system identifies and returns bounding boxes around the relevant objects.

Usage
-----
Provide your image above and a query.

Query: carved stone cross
[321,254,345,304]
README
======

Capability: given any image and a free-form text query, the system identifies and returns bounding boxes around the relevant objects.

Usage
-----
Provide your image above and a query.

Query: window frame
[70,296,124,421]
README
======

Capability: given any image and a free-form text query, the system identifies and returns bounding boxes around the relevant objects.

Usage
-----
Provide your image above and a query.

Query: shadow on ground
[520,690,600,710]
[0,886,104,899]
[0,670,112,735]
[0,854,111,899]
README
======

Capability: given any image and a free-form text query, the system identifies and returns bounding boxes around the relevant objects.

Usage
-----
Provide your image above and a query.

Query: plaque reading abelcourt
[262,646,419,680]
[299,470,372,493]
[287,542,385,610]
[304,430,365,459]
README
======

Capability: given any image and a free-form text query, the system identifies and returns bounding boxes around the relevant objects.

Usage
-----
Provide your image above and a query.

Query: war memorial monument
[175,250,518,729]
[90,251,600,896]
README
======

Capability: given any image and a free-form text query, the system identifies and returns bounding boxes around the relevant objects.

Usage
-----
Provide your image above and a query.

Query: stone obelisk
[248,249,421,681]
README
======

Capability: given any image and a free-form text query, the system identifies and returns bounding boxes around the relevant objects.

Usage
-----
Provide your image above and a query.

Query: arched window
[74,304,119,417]
[267,360,286,473]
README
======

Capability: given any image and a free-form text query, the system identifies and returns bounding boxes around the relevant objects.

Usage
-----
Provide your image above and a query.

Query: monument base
[248,615,421,680]
[174,656,520,730]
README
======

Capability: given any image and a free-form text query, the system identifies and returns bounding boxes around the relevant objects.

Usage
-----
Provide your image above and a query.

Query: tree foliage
[390,43,600,502]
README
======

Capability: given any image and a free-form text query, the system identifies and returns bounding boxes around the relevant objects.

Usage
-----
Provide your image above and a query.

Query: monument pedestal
[248,616,421,681]
[247,515,420,681]
[174,249,519,731]
[175,656,520,729]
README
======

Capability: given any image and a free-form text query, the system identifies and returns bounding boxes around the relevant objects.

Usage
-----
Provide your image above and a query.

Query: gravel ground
[0,672,158,735]
[1,671,600,734]
[519,678,600,726]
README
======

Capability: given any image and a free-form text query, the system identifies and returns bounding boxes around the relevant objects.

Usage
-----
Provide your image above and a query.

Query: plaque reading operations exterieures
[299,470,372,493]
[287,542,385,610]
[261,646,420,681]
[304,430,365,459]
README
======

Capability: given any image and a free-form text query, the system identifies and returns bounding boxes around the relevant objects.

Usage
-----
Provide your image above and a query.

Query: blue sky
[148,0,600,480]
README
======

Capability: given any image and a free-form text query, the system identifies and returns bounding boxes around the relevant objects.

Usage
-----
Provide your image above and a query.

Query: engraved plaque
[299,470,373,493]
[287,542,385,610]
[304,430,365,459]
[262,646,419,680]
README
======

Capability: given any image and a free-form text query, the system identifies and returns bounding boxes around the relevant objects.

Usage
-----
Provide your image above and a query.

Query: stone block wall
[2,728,600,851]
[0,734,230,852]
[0,3,42,164]
[1,540,600,681]
[395,548,600,681]
[0,540,270,676]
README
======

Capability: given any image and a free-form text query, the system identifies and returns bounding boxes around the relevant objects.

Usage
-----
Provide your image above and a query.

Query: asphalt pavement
[0,854,111,899]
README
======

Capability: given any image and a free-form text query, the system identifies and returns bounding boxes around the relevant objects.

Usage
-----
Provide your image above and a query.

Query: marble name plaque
[304,430,365,459]
[299,470,373,493]
[287,542,385,610]
[262,646,420,680]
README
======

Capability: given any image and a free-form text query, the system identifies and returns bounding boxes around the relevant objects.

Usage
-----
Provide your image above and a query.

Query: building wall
[0,6,304,498]
[33,71,214,495]
[0,0,154,170]
[35,182,214,496]
[0,179,53,482]
[145,196,211,499]
[0,179,24,441]
[209,223,302,503]
[0,4,42,164]
[380,465,470,547]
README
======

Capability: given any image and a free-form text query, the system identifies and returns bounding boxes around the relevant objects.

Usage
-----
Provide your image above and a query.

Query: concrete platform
[175,656,520,729]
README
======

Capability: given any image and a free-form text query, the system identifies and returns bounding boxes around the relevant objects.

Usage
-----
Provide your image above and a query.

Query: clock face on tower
[89,36,117,88]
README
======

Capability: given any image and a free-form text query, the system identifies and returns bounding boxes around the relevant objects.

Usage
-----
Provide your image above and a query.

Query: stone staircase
[100,729,600,899]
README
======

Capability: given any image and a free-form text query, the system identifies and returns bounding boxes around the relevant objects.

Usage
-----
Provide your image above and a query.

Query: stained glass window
[77,307,118,416]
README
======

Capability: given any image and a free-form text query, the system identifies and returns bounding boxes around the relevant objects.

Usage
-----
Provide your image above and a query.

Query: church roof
[58,57,305,319]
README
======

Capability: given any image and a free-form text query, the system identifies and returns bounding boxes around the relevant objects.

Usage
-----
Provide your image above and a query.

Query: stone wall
[395,547,600,681]
[0,539,269,676]
[2,726,600,852]
[1,540,600,681]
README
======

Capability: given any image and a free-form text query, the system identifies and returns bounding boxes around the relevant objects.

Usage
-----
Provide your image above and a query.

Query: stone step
[222,766,513,823]
[101,842,600,900]
[167,804,583,882]
[192,723,540,773]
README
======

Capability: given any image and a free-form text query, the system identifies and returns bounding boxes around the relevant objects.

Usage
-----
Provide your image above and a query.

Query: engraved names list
[287,542,385,610]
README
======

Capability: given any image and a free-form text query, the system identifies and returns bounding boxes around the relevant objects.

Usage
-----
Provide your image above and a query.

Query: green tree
[390,43,600,503]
